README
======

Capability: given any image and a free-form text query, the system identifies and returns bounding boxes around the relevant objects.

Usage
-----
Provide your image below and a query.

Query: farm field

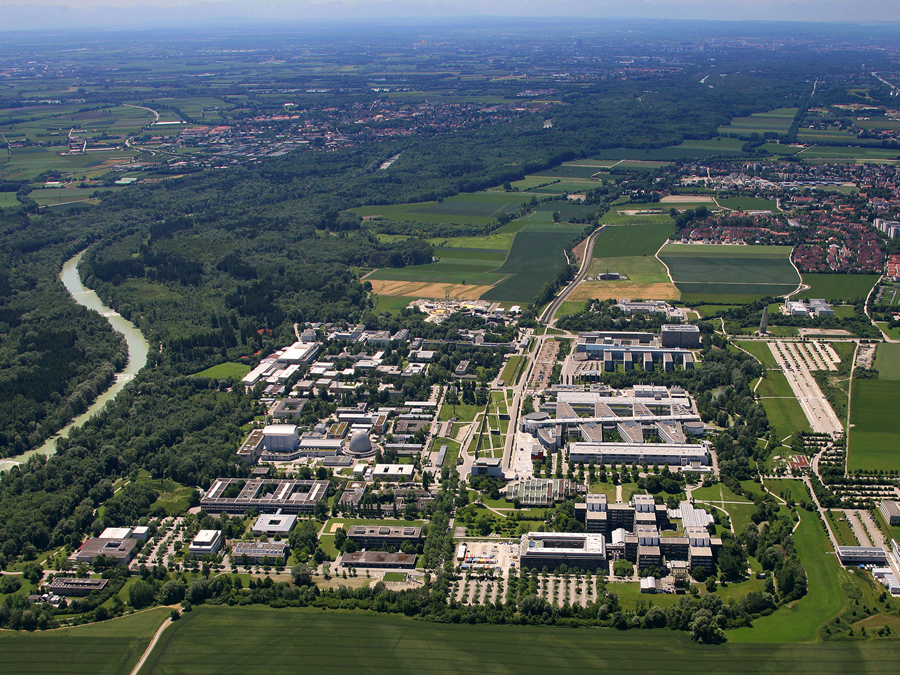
[874,342,900,380]
[659,244,800,300]
[571,223,679,301]
[350,192,531,228]
[799,274,880,302]
[480,222,584,303]
[796,146,900,161]
[132,605,900,675]
[1,607,168,675]
[848,377,900,472]
[588,137,745,161]
[756,372,813,442]
[716,108,797,137]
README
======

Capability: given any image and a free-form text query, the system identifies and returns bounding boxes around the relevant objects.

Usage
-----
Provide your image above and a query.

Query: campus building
[232,540,289,564]
[347,525,422,548]
[201,478,329,515]
[519,532,607,571]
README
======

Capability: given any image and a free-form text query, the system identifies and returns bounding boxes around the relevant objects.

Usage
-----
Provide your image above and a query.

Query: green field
[593,222,676,258]
[717,108,797,137]
[660,244,800,299]
[800,274,880,302]
[0,607,168,675]
[374,294,413,315]
[875,343,900,380]
[756,372,812,442]
[129,604,900,675]
[589,138,745,161]
[848,377,900,472]
[716,197,780,212]
[368,246,508,287]
[480,222,584,303]
[796,146,900,161]
[195,362,251,380]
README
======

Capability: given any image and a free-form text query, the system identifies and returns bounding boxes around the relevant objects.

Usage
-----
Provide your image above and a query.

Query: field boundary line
[132,611,177,675]
[654,240,676,293]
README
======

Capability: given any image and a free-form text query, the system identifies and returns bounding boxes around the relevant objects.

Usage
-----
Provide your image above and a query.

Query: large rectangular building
[76,538,137,565]
[347,525,421,548]
[338,551,417,569]
[880,500,900,526]
[519,532,607,571]
[201,478,329,515]
[232,540,289,564]
[568,442,710,466]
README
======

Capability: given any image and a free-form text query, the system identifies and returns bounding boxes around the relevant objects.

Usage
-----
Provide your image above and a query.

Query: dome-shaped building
[346,430,375,457]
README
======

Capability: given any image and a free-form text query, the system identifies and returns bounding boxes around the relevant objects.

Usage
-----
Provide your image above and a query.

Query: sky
[2,0,899,31]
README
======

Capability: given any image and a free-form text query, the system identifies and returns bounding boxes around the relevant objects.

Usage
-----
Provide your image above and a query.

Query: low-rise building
[338,551,417,569]
[347,525,421,548]
[201,478,329,515]
[370,464,415,481]
[76,538,138,565]
[46,577,109,597]
[470,457,503,478]
[232,540,289,564]
[189,530,224,556]
[879,500,900,526]
[519,532,607,571]
[251,513,298,535]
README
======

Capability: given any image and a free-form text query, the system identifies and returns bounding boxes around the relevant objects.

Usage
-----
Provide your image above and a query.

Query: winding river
[0,251,150,472]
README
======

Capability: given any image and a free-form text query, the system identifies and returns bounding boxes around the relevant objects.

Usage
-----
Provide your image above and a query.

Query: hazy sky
[2,0,899,30]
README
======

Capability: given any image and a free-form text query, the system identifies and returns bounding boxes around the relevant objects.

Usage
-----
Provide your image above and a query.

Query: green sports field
[195,362,251,380]
[659,244,800,300]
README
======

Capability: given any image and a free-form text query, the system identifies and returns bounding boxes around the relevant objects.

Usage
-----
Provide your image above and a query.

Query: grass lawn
[499,355,525,385]
[382,572,408,582]
[0,607,169,675]
[555,300,587,318]
[827,510,860,546]
[692,483,754,504]
[134,604,900,673]
[439,403,481,422]
[736,340,778,369]
[373,294,412,315]
[848,378,900,472]
[194,362,251,380]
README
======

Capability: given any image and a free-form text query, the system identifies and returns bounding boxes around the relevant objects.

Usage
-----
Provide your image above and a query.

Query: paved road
[540,225,604,325]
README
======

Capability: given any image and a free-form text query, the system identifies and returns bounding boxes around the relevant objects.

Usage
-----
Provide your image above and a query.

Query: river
[0,250,150,472]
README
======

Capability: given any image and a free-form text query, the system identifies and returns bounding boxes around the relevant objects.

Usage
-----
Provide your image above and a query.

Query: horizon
[2,1,900,33]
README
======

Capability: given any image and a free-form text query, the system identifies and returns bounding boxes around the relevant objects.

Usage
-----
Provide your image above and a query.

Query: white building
[189,530,223,556]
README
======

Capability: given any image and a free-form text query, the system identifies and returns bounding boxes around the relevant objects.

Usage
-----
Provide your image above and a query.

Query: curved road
[540,225,605,325]
[130,612,176,675]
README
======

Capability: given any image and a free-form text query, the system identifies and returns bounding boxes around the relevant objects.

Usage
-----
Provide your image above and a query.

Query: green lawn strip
[0,607,169,675]
[133,604,900,674]
[736,340,777,369]
[826,510,860,547]
[499,355,523,384]
[727,512,846,643]
[691,483,754,504]
[439,404,481,422]
[382,572,408,582]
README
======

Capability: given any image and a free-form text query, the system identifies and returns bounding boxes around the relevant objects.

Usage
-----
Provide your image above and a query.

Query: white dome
[348,431,372,455]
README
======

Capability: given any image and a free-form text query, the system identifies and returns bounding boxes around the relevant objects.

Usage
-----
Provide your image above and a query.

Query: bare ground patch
[568,280,680,302]
[572,238,589,267]
[369,279,493,300]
